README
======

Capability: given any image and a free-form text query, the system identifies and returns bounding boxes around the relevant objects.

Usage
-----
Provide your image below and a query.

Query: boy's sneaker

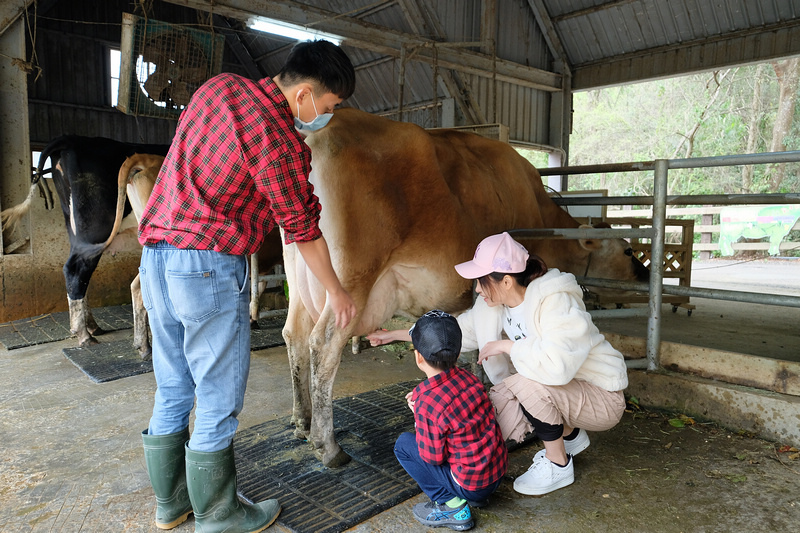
[412,500,474,531]
[533,428,590,461]
[513,454,574,496]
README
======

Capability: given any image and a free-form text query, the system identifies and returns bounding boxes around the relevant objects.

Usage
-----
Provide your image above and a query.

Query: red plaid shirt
[139,73,322,254]
[413,367,507,491]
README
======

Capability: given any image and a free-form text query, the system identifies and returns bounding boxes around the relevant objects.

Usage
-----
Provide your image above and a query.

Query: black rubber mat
[250,317,287,351]
[234,380,423,533]
[62,339,152,383]
[0,305,134,350]
[0,307,287,352]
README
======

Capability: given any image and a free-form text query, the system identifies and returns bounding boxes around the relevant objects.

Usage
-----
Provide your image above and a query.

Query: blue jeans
[394,432,502,504]
[139,242,251,452]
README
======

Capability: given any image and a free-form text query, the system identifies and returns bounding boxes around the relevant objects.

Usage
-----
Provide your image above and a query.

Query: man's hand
[477,339,514,365]
[327,287,357,329]
[295,237,357,330]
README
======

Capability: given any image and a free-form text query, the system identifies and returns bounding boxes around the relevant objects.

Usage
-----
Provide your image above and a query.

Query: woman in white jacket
[368,232,628,496]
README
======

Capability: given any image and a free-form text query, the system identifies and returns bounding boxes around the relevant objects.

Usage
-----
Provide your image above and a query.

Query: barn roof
[142,1,800,91]
[3,0,799,149]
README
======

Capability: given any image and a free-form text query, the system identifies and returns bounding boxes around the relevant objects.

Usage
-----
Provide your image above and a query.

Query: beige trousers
[489,373,626,443]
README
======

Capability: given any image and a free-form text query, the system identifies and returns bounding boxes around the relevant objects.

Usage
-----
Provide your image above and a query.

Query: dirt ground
[1,258,799,532]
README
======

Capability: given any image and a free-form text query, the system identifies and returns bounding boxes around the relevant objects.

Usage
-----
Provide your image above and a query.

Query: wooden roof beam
[526,0,572,76]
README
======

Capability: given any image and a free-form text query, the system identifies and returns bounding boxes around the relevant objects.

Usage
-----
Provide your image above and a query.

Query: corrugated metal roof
[545,0,800,88]
[18,0,800,148]
[185,0,800,144]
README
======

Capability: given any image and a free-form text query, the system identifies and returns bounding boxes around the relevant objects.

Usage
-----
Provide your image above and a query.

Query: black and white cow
[12,136,170,348]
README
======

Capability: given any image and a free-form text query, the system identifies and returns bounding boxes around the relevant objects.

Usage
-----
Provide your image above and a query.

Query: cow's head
[578,222,650,290]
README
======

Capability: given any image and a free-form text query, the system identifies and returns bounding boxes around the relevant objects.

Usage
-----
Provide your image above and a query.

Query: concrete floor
[2,258,800,532]
[593,258,800,363]
[2,324,799,533]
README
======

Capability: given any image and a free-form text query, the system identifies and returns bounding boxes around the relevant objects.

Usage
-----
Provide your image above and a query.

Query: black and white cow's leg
[131,273,152,360]
[64,249,103,347]
[67,296,98,346]
[84,294,106,337]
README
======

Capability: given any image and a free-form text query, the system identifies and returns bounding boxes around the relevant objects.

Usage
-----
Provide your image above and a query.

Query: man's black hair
[277,40,356,99]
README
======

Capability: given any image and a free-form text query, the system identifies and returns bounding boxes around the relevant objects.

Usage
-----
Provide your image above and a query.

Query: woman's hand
[405,391,415,413]
[477,339,514,365]
[366,328,411,346]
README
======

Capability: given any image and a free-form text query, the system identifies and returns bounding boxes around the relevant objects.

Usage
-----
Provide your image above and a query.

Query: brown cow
[282,108,649,467]
[109,154,166,359]
[110,155,285,359]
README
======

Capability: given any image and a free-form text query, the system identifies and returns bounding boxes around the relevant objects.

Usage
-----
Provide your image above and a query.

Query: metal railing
[536,150,800,371]
[247,150,800,368]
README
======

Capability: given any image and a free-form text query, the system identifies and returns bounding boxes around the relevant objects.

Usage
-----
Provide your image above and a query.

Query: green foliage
[568,65,800,196]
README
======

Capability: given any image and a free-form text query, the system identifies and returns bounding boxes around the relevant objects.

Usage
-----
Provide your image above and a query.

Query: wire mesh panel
[117,13,224,119]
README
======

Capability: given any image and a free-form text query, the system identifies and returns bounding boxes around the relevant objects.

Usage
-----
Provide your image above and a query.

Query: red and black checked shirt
[139,73,322,254]
[413,367,508,491]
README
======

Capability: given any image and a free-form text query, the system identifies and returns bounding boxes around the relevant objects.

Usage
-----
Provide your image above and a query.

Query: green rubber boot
[141,428,193,529]
[185,443,281,533]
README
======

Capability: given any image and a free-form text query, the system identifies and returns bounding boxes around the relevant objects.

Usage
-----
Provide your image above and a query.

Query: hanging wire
[4,0,44,82]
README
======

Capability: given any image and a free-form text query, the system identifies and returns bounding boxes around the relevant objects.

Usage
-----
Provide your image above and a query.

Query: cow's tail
[101,153,163,252]
[0,184,35,237]
[0,140,62,237]
[32,138,63,211]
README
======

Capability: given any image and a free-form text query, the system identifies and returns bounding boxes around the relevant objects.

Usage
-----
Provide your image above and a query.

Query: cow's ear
[578,224,603,251]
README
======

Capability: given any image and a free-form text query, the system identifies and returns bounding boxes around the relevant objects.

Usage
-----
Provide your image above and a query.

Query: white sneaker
[513,455,574,495]
[533,428,590,461]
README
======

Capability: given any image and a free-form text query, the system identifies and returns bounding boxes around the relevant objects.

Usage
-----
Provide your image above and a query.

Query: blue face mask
[294,91,333,132]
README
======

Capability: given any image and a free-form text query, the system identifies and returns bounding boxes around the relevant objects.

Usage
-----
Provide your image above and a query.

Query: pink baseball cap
[454,232,530,279]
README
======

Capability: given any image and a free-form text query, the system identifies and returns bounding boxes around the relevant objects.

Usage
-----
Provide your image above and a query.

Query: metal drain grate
[234,380,423,533]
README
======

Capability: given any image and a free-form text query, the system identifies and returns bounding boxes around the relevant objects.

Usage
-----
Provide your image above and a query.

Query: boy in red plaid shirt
[394,310,507,531]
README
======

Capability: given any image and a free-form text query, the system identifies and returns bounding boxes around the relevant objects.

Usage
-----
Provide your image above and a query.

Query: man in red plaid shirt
[394,310,507,531]
[138,40,356,533]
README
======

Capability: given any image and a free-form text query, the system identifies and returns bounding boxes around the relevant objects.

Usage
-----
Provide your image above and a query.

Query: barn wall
[0,0,250,323]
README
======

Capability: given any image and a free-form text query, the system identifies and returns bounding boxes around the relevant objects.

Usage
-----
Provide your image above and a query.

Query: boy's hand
[366,328,411,346]
[367,329,393,346]
[405,391,415,413]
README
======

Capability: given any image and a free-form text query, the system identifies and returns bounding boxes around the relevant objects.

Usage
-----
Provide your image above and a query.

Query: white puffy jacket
[457,268,628,391]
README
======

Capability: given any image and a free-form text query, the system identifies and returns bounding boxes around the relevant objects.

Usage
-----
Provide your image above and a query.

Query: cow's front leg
[131,274,152,360]
[284,306,314,440]
[308,313,352,468]
[67,296,97,347]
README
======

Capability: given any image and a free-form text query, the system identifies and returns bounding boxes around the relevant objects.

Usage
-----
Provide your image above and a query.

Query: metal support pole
[647,160,668,370]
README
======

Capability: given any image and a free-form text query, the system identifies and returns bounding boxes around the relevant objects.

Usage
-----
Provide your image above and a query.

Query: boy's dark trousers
[394,432,501,504]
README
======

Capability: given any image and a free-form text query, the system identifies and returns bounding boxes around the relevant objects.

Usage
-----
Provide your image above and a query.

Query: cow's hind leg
[308,311,354,468]
[67,297,98,347]
[64,250,103,346]
[283,305,315,441]
[131,274,152,360]
[85,301,106,338]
